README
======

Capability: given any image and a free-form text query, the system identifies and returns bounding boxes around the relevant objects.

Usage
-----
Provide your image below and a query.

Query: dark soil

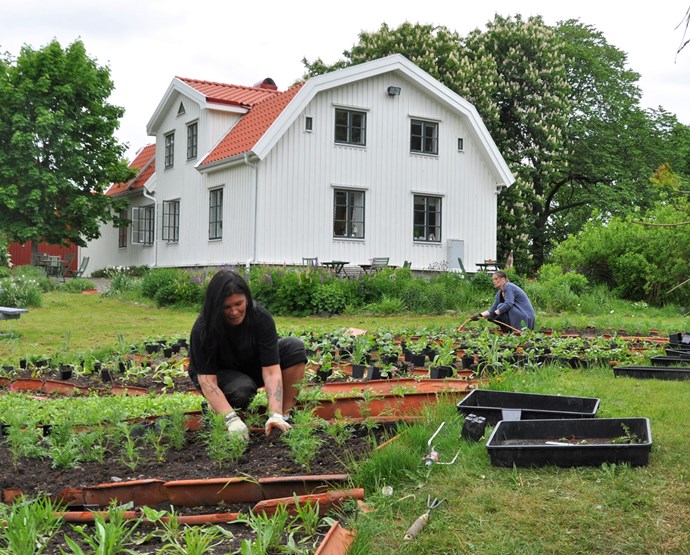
[2,423,392,554]
[0,423,394,500]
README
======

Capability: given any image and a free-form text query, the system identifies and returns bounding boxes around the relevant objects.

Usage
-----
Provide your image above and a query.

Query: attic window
[305,116,313,132]
[177,102,186,116]
[457,138,464,152]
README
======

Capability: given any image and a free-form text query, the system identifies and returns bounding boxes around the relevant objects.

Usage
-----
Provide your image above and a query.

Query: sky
[3,0,690,161]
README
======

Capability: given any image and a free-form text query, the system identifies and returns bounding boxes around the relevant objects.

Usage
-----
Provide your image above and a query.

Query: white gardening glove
[225,411,249,441]
[265,413,292,436]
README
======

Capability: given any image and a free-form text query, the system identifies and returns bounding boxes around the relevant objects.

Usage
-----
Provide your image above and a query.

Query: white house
[84,54,514,274]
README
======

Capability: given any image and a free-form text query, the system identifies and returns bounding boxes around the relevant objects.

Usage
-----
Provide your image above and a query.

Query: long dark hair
[200,270,255,360]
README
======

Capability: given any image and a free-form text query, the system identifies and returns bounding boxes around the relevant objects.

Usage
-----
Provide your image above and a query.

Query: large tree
[0,39,132,255]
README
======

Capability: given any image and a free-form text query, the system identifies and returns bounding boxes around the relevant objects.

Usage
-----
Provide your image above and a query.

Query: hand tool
[403,495,445,540]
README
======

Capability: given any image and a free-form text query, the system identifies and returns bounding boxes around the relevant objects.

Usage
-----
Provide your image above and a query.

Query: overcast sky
[3,0,689,161]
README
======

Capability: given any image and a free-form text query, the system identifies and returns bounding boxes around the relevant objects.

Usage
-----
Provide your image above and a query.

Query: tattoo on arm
[199,376,220,395]
[265,383,283,407]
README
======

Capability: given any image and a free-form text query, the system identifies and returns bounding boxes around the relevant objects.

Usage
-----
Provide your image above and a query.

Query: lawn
[1,290,689,554]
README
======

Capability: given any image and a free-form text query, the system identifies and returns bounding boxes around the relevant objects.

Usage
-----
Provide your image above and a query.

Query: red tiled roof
[178,77,280,108]
[200,82,305,166]
[107,144,156,196]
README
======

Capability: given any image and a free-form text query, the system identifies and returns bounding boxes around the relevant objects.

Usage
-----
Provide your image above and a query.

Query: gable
[107,144,156,197]
[194,54,514,187]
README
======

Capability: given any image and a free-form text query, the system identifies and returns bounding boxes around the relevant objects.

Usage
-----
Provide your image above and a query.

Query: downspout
[142,188,158,268]
[243,152,258,277]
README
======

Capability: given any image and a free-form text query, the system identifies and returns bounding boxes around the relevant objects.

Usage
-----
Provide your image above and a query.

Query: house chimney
[253,77,278,90]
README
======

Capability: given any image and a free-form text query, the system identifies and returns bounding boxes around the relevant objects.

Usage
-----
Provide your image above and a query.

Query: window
[334,108,366,146]
[117,209,127,248]
[162,200,180,242]
[410,119,438,155]
[457,137,464,151]
[164,132,175,168]
[333,189,365,238]
[131,205,154,245]
[187,122,198,160]
[209,188,223,240]
[305,116,313,132]
[413,195,441,242]
[177,102,186,116]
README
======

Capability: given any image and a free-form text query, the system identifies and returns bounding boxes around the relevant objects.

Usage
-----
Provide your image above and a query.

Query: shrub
[61,278,96,293]
[0,276,42,307]
[310,282,347,315]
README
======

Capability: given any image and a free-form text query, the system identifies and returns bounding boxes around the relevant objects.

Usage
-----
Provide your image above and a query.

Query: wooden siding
[86,64,504,273]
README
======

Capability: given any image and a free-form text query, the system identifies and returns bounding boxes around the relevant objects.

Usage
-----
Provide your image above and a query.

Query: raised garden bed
[486,417,652,467]
[456,389,600,426]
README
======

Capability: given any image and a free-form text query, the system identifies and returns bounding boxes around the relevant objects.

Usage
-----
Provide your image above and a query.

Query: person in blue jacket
[471,271,535,332]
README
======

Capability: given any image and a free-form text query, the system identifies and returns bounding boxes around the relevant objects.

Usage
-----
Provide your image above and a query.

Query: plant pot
[19,359,27,369]
[457,389,600,426]
[405,353,426,368]
[59,364,73,381]
[366,366,391,381]
[100,369,112,382]
[163,347,173,358]
[145,343,160,354]
[429,365,454,379]
[486,417,652,467]
[351,363,369,379]
[316,366,333,383]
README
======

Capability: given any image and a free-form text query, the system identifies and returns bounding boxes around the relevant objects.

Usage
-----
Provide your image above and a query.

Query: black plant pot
[316,367,332,383]
[2,365,14,372]
[405,353,426,368]
[19,359,27,370]
[59,364,73,381]
[429,365,454,379]
[100,369,113,382]
[163,347,173,358]
[461,355,475,370]
[145,343,160,354]
[351,363,369,379]
[367,366,392,381]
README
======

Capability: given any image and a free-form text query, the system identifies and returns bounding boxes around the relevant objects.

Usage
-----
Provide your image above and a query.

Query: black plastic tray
[650,355,690,366]
[486,417,652,467]
[614,365,690,381]
[456,389,600,426]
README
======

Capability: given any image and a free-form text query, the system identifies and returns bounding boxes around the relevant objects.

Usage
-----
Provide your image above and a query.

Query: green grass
[350,367,690,554]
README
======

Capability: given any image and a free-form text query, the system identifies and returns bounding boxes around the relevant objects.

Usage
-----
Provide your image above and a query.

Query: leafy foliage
[0,40,133,250]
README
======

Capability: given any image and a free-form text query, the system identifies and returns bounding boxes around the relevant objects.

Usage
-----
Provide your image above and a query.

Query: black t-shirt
[188,302,280,377]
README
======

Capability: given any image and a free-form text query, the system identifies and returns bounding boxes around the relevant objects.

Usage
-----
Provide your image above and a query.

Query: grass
[1,289,689,553]
[348,367,690,554]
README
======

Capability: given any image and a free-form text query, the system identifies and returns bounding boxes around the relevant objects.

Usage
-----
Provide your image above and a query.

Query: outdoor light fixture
[387,86,401,96]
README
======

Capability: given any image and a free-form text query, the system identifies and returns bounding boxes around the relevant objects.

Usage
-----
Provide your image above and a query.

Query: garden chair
[302,257,319,268]
[402,260,412,269]
[342,266,364,279]
[370,257,389,272]
[65,256,89,279]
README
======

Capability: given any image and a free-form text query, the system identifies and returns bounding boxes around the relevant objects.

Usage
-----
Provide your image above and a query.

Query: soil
[1,423,390,554]
[0,422,394,500]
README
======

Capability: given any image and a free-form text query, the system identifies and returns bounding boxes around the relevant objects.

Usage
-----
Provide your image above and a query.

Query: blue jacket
[490,282,536,330]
